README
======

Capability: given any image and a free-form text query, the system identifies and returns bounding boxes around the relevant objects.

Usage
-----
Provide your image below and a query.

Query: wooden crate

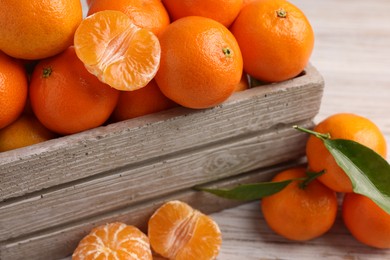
[0,64,324,260]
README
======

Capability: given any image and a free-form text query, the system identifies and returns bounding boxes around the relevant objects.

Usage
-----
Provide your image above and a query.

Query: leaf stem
[293,125,331,140]
[299,170,326,189]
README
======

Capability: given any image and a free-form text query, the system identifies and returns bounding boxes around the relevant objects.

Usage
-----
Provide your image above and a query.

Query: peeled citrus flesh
[74,10,161,91]
[148,200,222,260]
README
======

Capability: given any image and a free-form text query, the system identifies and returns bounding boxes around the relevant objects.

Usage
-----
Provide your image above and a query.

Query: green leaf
[197,180,294,201]
[324,138,390,214]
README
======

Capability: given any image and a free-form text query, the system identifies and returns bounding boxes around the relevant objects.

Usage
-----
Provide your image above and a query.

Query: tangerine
[342,193,390,249]
[29,47,119,135]
[74,10,161,91]
[261,167,338,241]
[111,79,177,122]
[0,52,28,129]
[154,16,243,109]
[148,200,222,260]
[72,222,153,259]
[0,0,82,60]
[88,0,170,37]
[230,0,314,82]
[161,0,243,27]
[0,115,57,152]
[306,113,387,193]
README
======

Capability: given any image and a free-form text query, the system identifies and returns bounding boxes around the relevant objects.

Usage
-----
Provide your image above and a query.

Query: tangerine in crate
[29,47,119,135]
[74,10,161,91]
[0,52,28,129]
[0,0,82,60]
[155,16,243,109]
[230,0,314,82]
[161,0,243,27]
[88,0,170,37]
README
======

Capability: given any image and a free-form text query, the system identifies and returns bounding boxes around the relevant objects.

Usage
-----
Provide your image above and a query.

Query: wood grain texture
[0,160,302,260]
[0,120,313,242]
[0,64,323,202]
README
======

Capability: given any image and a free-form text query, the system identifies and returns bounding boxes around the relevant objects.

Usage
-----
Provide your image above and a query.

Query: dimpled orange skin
[111,79,177,122]
[88,0,170,37]
[306,113,387,193]
[0,52,28,129]
[0,115,57,152]
[261,167,338,241]
[154,16,243,109]
[29,47,120,135]
[230,0,314,82]
[0,0,82,60]
[342,193,390,249]
[162,0,243,27]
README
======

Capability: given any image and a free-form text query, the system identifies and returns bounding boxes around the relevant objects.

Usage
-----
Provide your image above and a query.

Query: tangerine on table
[72,222,153,259]
[148,200,222,260]
[74,10,161,91]
[230,0,314,82]
[0,0,82,60]
[29,46,120,135]
[0,52,28,129]
[261,167,338,241]
[306,113,387,193]
[161,0,243,27]
[88,0,170,37]
[154,16,243,109]
[342,193,390,249]
[111,79,177,122]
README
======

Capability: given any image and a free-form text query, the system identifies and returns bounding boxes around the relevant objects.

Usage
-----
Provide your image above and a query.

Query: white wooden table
[78,1,390,259]
[211,0,390,259]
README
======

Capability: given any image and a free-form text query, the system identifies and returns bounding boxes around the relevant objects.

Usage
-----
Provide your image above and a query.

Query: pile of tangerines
[0,0,314,152]
[1,0,388,259]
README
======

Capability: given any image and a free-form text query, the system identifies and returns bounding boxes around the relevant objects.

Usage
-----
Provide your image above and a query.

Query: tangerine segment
[72,222,152,260]
[74,10,161,91]
[148,200,222,260]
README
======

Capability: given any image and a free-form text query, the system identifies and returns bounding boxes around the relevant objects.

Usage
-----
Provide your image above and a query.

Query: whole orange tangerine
[342,193,390,249]
[306,113,387,193]
[261,167,338,241]
[230,0,314,82]
[29,47,120,135]
[154,16,243,109]
[0,0,82,60]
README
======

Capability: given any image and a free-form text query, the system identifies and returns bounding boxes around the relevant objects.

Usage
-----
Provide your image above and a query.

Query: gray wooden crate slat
[0,65,323,201]
[0,120,313,242]
[0,160,301,260]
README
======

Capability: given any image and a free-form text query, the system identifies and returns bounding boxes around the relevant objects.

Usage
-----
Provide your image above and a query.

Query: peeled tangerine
[74,10,161,91]
[148,200,222,260]
[72,222,152,259]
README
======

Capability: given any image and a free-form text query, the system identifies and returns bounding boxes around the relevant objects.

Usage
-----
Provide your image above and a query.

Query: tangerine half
[148,200,222,260]
[74,10,161,91]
